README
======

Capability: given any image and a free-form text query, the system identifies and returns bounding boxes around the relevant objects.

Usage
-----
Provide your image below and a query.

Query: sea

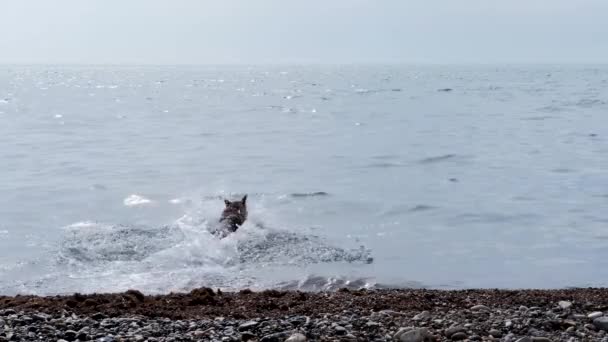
[0,65,607,295]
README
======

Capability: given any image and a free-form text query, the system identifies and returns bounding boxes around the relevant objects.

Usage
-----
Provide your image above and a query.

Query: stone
[395,328,431,342]
[284,333,306,342]
[489,329,502,338]
[393,327,414,339]
[594,317,608,331]
[241,332,257,341]
[63,330,77,341]
[589,312,604,319]
[558,301,572,310]
[531,338,552,342]
[515,338,532,342]
[585,323,597,331]
[413,311,431,321]
[238,321,259,331]
[451,332,467,340]
[334,325,347,335]
[445,326,465,337]
[260,332,290,342]
[471,305,490,311]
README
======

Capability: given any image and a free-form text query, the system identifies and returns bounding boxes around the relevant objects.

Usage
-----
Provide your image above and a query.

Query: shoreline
[2,288,608,341]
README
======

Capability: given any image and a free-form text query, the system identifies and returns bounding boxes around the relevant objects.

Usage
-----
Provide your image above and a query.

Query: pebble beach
[2,288,608,341]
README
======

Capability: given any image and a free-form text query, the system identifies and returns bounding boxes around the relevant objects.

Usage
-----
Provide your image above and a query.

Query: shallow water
[0,65,607,295]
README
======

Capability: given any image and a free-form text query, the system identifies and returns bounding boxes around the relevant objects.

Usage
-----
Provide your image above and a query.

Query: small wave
[419,154,457,164]
[551,168,575,174]
[366,162,405,169]
[371,154,400,160]
[123,194,153,207]
[276,275,377,291]
[290,192,329,198]
[409,204,436,212]
[522,115,555,121]
[576,98,605,108]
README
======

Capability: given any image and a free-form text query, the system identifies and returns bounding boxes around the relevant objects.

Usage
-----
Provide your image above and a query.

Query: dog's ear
[224,199,231,206]
[241,195,247,204]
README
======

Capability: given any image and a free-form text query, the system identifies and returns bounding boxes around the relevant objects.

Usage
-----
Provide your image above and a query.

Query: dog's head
[222,195,248,221]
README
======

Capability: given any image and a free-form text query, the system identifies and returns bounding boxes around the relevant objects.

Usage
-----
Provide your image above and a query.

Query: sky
[1,0,607,65]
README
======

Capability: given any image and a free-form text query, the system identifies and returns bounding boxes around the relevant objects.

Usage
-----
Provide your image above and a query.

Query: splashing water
[0,194,373,295]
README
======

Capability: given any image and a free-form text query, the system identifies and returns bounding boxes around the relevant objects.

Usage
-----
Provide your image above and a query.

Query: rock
[471,305,490,311]
[450,332,467,340]
[366,321,381,328]
[63,330,77,341]
[334,325,347,335]
[585,323,597,331]
[594,317,608,331]
[395,328,432,342]
[260,332,290,342]
[238,321,259,331]
[489,329,502,338]
[445,326,465,337]
[284,333,306,342]
[558,301,572,310]
[515,338,532,342]
[589,312,604,319]
[531,338,552,342]
[505,320,513,328]
[413,311,431,321]
[394,327,414,339]
[241,332,257,341]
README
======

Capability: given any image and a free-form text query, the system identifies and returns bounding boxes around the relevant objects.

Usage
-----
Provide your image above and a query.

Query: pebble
[445,326,465,337]
[489,329,502,338]
[594,317,608,331]
[413,311,431,321]
[558,301,572,310]
[589,311,604,319]
[285,333,307,342]
[334,325,347,335]
[471,305,490,311]
[451,332,468,340]
[531,338,552,342]
[396,328,431,342]
[0,299,605,342]
[238,320,259,331]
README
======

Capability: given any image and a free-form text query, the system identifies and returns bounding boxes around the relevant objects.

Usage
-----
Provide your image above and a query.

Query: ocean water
[0,65,607,295]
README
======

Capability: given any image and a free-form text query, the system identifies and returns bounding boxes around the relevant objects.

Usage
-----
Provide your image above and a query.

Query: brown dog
[217,195,247,237]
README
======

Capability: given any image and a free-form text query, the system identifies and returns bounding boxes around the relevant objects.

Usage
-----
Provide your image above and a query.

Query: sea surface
[0,65,607,295]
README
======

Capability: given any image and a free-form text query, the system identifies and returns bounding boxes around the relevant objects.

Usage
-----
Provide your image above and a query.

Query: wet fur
[216,195,248,238]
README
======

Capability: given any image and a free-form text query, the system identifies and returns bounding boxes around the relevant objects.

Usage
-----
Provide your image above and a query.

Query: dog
[215,195,248,238]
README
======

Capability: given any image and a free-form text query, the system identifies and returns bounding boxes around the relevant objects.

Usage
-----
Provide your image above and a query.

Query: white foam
[123,194,153,207]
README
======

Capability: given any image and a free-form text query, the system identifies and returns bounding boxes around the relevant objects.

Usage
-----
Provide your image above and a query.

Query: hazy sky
[1,0,607,64]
